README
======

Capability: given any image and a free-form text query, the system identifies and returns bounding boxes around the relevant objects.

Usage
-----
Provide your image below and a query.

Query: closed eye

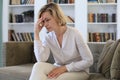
[46,19,51,22]
[44,18,51,22]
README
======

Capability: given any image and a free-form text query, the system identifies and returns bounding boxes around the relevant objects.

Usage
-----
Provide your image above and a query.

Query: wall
[0,0,3,67]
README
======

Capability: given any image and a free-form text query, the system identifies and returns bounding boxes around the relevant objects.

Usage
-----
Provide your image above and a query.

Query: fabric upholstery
[0,41,120,80]
[0,64,33,80]
[87,43,105,73]
[97,39,120,78]
[110,42,120,79]
[88,73,109,80]
[2,42,34,66]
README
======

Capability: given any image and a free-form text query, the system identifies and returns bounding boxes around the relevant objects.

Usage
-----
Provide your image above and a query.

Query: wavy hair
[38,2,67,26]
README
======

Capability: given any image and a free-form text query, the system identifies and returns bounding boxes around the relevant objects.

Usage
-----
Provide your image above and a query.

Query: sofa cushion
[97,39,120,78]
[0,64,33,80]
[89,73,109,80]
[3,42,34,66]
[87,43,105,73]
[110,42,120,79]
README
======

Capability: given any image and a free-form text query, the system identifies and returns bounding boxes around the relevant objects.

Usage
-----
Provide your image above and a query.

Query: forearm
[34,31,40,40]
[66,59,93,72]
[34,40,50,62]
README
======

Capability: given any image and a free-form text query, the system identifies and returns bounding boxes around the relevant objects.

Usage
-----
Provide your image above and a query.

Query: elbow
[87,57,94,67]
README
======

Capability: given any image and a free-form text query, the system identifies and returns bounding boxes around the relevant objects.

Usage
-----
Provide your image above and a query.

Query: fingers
[47,66,67,79]
[34,17,44,32]
[47,70,61,79]
[37,17,44,27]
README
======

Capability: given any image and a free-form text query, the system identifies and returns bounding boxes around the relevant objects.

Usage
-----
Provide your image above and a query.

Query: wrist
[63,66,68,72]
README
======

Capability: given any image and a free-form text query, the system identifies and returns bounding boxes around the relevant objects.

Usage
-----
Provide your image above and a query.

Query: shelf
[8,22,34,26]
[88,22,117,25]
[87,1,118,42]
[8,4,34,7]
[87,42,106,44]
[88,3,117,6]
[59,3,74,6]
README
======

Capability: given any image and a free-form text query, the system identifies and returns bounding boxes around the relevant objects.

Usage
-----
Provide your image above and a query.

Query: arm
[34,40,50,62]
[34,17,50,62]
[66,30,93,72]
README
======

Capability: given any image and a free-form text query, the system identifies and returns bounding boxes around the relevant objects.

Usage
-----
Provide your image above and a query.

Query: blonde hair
[38,2,67,26]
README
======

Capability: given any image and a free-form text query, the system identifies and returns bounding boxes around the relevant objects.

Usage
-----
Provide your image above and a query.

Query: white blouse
[34,26,93,72]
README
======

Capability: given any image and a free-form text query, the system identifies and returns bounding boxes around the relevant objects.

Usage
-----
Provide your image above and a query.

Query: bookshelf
[2,0,34,42]
[87,0,120,42]
[2,0,120,42]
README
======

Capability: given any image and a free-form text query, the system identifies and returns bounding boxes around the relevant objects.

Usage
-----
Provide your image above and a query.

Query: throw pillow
[110,42,120,79]
[97,39,120,78]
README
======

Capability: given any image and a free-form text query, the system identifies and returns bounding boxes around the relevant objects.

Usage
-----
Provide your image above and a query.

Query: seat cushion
[89,73,109,80]
[0,64,33,80]
[110,42,120,79]
[97,39,120,78]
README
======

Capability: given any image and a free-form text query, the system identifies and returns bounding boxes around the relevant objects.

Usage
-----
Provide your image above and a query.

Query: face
[41,12,59,32]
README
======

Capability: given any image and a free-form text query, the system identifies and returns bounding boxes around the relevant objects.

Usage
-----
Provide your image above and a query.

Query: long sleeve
[34,40,50,62]
[66,30,93,72]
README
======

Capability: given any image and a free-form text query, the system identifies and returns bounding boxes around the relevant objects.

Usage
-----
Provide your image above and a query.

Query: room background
[0,0,3,67]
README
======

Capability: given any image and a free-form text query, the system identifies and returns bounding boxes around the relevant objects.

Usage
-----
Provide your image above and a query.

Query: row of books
[10,0,34,5]
[47,0,74,4]
[9,30,34,42]
[88,13,116,22]
[88,32,116,42]
[9,10,34,23]
[88,0,117,3]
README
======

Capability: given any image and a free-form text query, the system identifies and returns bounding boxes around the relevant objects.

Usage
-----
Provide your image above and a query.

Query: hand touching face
[34,17,44,33]
[40,12,59,32]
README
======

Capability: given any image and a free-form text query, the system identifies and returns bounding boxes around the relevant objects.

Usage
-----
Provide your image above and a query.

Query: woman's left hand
[47,66,67,79]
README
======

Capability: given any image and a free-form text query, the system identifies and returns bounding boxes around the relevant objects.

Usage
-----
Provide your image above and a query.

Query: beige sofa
[0,40,120,80]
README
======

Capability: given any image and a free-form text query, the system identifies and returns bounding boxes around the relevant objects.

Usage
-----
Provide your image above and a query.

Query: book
[59,0,68,4]
[112,13,116,22]
[15,32,20,41]
[88,0,98,3]
[17,32,24,41]
[88,13,96,22]
[30,0,34,4]
[98,0,103,3]
[107,0,116,3]
[11,32,17,41]
[68,0,74,3]
[8,29,14,41]
[11,0,17,5]
[28,33,33,41]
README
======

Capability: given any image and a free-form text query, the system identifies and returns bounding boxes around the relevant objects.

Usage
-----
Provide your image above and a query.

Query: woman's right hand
[34,17,44,34]
[34,17,44,40]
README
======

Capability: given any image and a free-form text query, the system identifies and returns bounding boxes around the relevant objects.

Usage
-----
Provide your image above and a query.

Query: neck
[55,26,67,37]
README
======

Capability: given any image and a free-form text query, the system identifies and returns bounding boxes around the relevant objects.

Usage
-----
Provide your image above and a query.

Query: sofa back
[2,41,105,72]
[2,42,34,66]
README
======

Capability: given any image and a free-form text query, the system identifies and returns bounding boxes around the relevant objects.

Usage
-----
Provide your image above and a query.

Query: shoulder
[68,26,82,35]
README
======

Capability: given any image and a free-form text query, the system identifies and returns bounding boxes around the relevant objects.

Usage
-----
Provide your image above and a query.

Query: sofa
[0,40,120,80]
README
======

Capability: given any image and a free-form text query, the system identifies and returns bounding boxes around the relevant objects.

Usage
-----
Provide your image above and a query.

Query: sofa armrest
[2,41,34,66]
[87,42,105,73]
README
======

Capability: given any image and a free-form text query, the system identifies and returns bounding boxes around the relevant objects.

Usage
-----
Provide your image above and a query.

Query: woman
[29,2,93,80]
